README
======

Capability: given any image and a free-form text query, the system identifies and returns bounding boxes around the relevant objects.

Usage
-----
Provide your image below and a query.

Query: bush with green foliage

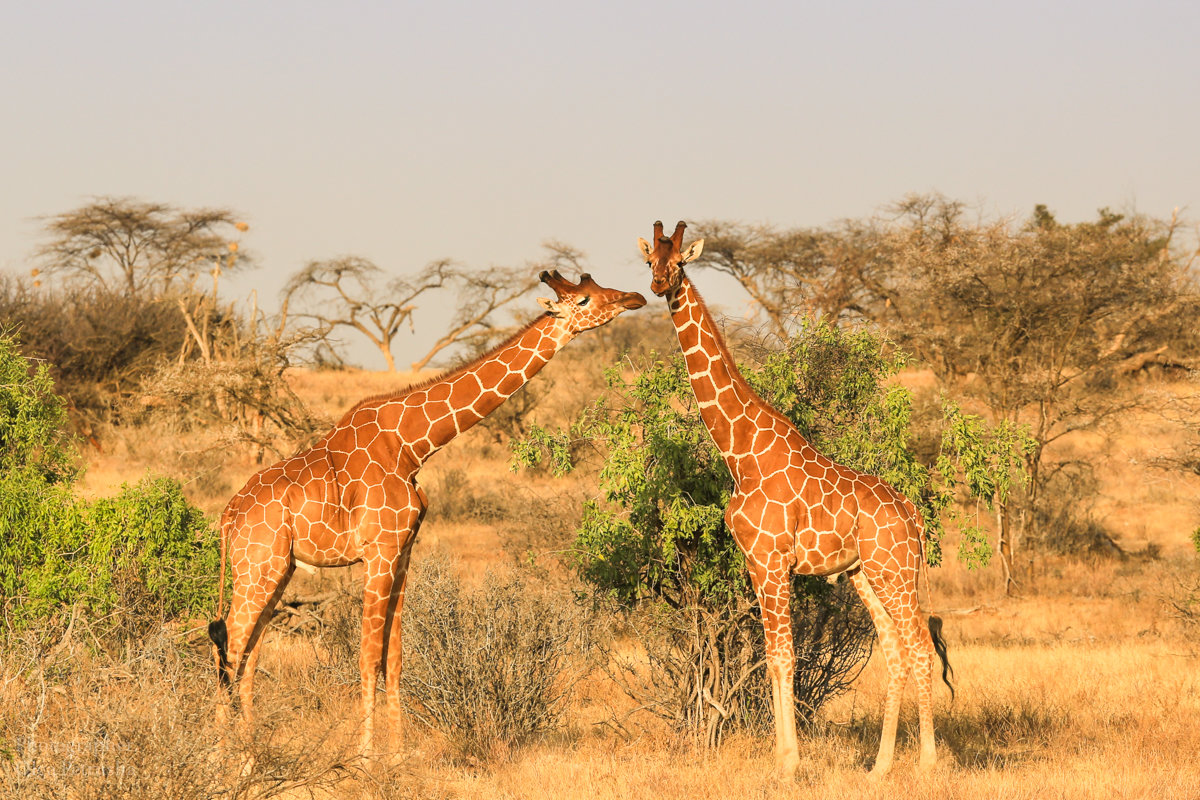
[0,332,217,640]
[0,332,77,483]
[515,320,1030,741]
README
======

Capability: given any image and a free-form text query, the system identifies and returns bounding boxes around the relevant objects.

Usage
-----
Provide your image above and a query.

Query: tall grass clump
[400,553,590,762]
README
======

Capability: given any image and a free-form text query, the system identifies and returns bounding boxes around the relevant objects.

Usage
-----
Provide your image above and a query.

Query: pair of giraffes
[209,221,951,778]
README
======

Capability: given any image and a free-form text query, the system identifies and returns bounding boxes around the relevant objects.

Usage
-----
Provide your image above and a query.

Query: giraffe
[637,221,952,778]
[208,270,646,755]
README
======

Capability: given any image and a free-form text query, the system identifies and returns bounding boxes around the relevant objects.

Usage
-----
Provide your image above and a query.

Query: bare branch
[283,256,459,371]
[409,263,538,371]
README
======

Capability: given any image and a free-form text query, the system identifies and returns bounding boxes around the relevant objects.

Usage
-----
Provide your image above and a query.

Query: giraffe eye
[578,296,591,307]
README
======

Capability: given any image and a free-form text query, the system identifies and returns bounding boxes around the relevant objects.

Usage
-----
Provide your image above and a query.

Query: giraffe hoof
[776,753,800,781]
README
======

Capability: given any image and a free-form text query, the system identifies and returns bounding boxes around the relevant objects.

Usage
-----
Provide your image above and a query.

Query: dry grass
[8,365,1200,798]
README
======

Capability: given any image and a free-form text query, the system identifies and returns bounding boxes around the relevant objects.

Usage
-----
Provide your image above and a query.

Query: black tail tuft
[928,615,955,702]
[208,618,231,688]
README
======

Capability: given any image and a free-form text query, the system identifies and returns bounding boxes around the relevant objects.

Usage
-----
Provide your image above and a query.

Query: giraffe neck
[395,314,572,466]
[667,276,762,470]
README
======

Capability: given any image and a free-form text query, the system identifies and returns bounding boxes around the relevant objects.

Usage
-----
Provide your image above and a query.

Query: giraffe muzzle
[650,277,673,297]
[620,292,648,310]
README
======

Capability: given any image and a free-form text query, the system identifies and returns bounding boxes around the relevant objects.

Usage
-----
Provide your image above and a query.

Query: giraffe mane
[347,314,552,411]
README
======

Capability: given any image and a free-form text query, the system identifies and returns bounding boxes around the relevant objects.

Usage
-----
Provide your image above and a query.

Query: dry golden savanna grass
[6,364,1200,799]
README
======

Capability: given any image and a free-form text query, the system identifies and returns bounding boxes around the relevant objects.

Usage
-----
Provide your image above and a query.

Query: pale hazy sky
[3,1,1198,367]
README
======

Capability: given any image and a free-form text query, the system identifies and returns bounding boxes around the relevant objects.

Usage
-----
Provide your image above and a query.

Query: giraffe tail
[928,615,955,702]
[208,506,234,688]
[208,619,231,688]
[910,503,955,700]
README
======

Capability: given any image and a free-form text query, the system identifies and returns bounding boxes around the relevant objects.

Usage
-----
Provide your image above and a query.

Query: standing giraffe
[637,221,952,777]
[209,270,646,754]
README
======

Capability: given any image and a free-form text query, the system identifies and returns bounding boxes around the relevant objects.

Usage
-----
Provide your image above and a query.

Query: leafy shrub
[0,332,217,640]
[400,553,590,762]
[0,331,77,483]
[0,472,219,640]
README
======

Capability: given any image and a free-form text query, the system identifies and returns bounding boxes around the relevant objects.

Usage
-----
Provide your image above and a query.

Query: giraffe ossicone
[638,219,953,778]
[209,270,645,756]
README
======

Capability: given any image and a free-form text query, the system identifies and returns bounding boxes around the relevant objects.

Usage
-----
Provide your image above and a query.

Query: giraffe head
[536,270,646,333]
[637,220,704,296]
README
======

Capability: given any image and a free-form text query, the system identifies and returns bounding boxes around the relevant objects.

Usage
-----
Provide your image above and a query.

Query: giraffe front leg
[913,622,938,770]
[383,542,415,754]
[890,588,940,770]
[745,551,800,779]
[764,588,800,779]
[359,543,409,758]
[358,568,386,757]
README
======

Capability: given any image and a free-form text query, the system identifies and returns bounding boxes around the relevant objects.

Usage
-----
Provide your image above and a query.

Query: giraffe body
[210,271,645,755]
[640,221,949,778]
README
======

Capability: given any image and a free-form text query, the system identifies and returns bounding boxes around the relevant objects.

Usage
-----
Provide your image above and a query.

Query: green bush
[0,332,217,640]
[0,331,77,483]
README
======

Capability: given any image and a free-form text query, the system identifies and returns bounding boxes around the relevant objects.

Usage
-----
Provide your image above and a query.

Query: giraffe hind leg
[221,561,296,729]
[900,605,938,769]
[856,567,941,772]
[849,569,908,777]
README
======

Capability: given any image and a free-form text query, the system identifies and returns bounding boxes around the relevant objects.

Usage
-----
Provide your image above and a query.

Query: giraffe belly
[292,520,361,567]
[792,527,860,576]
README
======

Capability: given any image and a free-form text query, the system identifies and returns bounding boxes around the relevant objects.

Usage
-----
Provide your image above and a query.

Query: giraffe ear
[537,297,565,318]
[637,237,653,260]
[681,239,704,264]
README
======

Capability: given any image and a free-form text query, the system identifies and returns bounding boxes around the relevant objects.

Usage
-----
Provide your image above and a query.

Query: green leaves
[0,472,220,637]
[0,333,77,484]
[0,333,217,639]
[934,400,1036,568]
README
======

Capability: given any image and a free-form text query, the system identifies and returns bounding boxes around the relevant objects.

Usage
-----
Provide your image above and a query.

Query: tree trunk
[997,499,1016,596]
[378,341,396,372]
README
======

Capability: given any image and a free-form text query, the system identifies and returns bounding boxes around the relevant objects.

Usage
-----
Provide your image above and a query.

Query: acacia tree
[10,198,251,429]
[879,195,1195,585]
[282,257,456,371]
[410,265,537,371]
[36,197,249,298]
[284,253,544,372]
